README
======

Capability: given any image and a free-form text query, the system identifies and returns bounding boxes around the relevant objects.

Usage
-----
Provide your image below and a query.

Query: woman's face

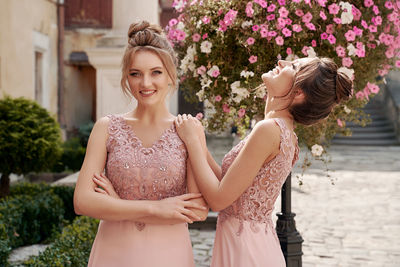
[261,57,313,97]
[127,50,172,106]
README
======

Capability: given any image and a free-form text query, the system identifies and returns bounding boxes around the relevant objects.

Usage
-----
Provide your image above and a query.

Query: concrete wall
[0,0,58,114]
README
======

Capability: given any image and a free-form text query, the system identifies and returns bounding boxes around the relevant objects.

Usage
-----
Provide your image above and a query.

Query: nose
[277,60,289,68]
[141,73,152,88]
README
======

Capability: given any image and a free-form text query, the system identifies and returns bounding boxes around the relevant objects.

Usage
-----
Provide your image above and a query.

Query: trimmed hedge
[0,182,77,266]
[24,216,99,267]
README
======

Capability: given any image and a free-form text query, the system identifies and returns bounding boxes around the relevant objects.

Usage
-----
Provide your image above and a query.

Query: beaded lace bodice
[105,114,187,229]
[218,118,299,235]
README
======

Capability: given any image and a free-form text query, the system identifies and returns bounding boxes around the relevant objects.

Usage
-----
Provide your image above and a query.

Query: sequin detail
[105,115,188,230]
[218,118,299,236]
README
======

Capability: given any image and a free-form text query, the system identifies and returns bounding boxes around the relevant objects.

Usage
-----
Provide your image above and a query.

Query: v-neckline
[119,115,175,149]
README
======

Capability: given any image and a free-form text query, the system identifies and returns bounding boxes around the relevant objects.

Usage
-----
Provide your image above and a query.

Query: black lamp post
[276,172,303,266]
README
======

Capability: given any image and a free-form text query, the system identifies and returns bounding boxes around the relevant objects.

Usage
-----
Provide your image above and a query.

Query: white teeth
[140,90,155,95]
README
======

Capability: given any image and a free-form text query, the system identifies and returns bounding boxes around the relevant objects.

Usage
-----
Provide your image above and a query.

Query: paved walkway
[190,138,400,267]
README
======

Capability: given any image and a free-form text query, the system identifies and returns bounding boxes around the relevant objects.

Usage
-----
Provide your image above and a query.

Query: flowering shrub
[167,0,400,155]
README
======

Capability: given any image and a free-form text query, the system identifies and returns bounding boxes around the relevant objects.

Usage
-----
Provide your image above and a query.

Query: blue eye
[153,70,162,75]
[129,72,140,77]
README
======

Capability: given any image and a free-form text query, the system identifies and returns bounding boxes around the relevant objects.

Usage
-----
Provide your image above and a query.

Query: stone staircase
[333,101,399,146]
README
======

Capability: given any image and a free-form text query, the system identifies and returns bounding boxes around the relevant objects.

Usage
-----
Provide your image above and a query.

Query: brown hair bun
[127,21,163,46]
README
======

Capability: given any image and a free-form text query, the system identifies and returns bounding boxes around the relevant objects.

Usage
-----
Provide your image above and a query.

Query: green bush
[24,216,99,267]
[0,192,65,266]
[0,96,62,197]
[10,182,76,223]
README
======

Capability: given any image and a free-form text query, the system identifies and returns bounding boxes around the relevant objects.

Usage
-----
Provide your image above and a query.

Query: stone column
[86,0,180,120]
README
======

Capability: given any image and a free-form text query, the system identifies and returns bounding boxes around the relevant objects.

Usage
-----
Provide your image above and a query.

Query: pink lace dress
[88,114,195,267]
[211,118,299,267]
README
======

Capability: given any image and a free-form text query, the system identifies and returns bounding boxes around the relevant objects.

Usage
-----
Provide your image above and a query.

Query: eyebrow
[129,66,164,72]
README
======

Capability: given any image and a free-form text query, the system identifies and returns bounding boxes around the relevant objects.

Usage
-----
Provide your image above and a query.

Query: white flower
[241,20,253,28]
[176,21,185,31]
[340,2,353,24]
[307,47,317,58]
[173,0,185,11]
[179,45,196,75]
[347,44,356,56]
[343,105,351,114]
[200,76,212,89]
[311,144,323,157]
[230,81,250,103]
[196,20,202,29]
[196,88,205,101]
[338,67,354,80]
[285,54,299,61]
[207,65,220,77]
[255,86,266,98]
[200,41,212,54]
[240,70,255,78]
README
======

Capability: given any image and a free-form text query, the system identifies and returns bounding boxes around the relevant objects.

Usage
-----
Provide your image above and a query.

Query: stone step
[332,138,400,146]
[350,125,395,133]
[335,131,397,140]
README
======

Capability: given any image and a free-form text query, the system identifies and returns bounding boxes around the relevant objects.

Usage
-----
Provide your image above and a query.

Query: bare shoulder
[248,119,281,149]
[89,116,111,141]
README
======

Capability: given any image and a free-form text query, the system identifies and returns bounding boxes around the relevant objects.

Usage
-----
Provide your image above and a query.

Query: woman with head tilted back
[175,57,353,266]
[73,21,207,267]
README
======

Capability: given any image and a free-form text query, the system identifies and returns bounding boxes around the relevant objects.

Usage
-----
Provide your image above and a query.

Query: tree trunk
[0,173,10,198]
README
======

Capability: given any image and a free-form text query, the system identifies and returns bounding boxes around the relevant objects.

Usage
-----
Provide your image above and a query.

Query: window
[65,0,112,29]
[34,51,43,105]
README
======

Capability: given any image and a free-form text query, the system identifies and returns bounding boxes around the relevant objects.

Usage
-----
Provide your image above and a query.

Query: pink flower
[302,12,313,23]
[292,24,303,32]
[306,23,316,31]
[287,47,293,55]
[301,46,309,56]
[320,11,327,20]
[279,7,289,18]
[318,0,327,7]
[364,0,374,7]
[361,20,368,29]
[337,119,344,127]
[267,4,276,12]
[169,18,178,27]
[282,28,292,37]
[285,18,293,25]
[328,34,336,44]
[385,49,394,58]
[176,30,186,41]
[311,40,317,47]
[396,60,400,68]
[202,33,208,40]
[373,5,380,15]
[372,16,382,25]
[223,104,230,113]
[333,18,342,24]
[252,25,260,32]
[328,3,340,14]
[275,36,284,46]
[353,26,363,36]
[215,95,222,102]
[369,25,377,32]
[247,37,255,45]
[260,28,269,38]
[277,18,286,28]
[202,16,211,24]
[355,91,365,100]
[197,66,206,75]
[385,1,394,9]
[212,69,220,78]
[249,55,258,64]
[321,32,328,39]
[326,24,334,34]
[356,41,364,49]
[245,2,254,17]
[295,9,304,17]
[367,43,377,49]
[192,33,201,42]
[266,14,275,21]
[367,82,380,94]
[356,47,366,57]
[278,0,286,5]
[342,57,353,67]
[196,112,204,120]
[352,6,362,21]
[268,31,277,37]
[336,45,346,57]
[257,0,268,8]
[345,30,356,41]
[238,108,246,118]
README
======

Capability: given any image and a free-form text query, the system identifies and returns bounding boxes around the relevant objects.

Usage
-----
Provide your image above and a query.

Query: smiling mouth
[139,90,157,97]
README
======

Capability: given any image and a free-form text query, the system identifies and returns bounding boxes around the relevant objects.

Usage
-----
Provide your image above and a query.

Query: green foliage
[0,96,63,176]
[52,137,86,172]
[0,192,65,266]
[23,216,99,267]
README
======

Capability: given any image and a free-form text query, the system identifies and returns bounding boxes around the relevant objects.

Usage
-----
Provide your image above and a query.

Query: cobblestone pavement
[190,138,400,267]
